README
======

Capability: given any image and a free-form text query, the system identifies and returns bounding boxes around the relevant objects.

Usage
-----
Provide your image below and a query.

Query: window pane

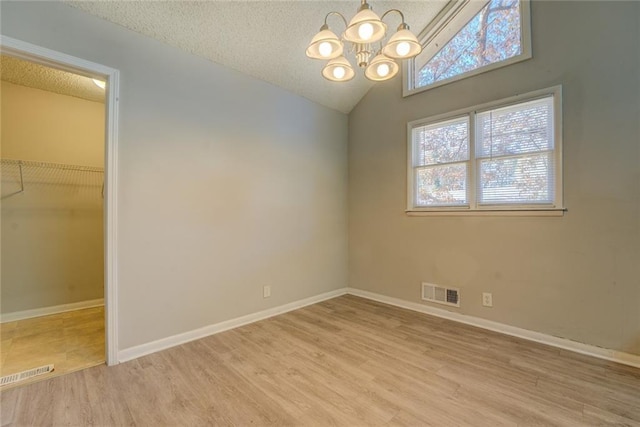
[477,97,553,158]
[413,118,469,166]
[416,164,468,206]
[416,0,522,88]
[478,152,554,204]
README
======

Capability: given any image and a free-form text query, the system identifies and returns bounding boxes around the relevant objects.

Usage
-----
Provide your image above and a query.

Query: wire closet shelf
[1,158,105,200]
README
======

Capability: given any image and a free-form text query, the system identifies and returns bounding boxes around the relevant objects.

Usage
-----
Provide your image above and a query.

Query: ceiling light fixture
[92,79,106,89]
[306,0,422,82]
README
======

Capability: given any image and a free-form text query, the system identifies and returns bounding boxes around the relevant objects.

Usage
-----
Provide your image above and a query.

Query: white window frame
[406,86,564,216]
[403,0,532,97]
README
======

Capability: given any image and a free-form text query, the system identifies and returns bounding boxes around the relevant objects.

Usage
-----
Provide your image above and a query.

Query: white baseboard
[346,287,640,369]
[118,288,348,363]
[117,285,640,369]
[1,298,105,323]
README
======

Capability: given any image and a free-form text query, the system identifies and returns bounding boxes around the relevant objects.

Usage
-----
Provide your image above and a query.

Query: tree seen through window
[417,0,522,88]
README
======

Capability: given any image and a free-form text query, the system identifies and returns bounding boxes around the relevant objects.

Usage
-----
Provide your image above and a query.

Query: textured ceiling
[0,54,106,103]
[65,1,446,113]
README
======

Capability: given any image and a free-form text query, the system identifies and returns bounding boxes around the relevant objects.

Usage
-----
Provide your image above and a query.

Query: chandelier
[306,0,423,82]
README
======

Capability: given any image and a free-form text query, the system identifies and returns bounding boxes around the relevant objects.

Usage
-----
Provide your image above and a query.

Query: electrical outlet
[263,285,271,298]
[482,292,493,307]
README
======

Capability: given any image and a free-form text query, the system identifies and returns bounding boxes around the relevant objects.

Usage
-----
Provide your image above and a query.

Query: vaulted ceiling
[65,1,446,113]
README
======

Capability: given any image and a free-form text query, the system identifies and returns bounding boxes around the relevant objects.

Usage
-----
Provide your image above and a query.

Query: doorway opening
[0,36,119,387]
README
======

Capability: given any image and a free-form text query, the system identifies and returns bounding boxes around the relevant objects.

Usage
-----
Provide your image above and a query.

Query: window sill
[405,208,566,217]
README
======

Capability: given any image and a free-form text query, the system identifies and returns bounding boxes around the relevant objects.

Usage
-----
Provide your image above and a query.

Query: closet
[0,55,106,386]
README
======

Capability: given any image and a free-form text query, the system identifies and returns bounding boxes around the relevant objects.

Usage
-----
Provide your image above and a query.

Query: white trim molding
[0,35,120,366]
[347,288,640,369]
[118,288,348,363]
[1,299,105,323]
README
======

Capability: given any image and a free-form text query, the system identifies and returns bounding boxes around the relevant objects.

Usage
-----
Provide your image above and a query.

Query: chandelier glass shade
[306,0,422,82]
[322,56,356,82]
[305,26,343,60]
[382,25,423,59]
[364,53,399,81]
[343,6,387,44]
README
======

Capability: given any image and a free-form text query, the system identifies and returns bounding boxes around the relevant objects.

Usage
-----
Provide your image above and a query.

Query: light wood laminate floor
[2,296,639,426]
[0,306,104,387]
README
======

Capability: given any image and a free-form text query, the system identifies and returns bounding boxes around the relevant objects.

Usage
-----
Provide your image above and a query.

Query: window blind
[412,117,469,207]
[475,96,555,205]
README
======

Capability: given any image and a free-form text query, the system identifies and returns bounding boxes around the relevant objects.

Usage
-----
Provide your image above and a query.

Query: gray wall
[1,2,348,350]
[349,1,640,355]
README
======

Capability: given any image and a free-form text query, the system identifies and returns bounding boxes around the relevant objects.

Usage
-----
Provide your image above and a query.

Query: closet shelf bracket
[18,162,24,193]
[1,162,25,200]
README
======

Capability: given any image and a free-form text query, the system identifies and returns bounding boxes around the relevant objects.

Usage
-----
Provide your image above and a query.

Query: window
[407,87,563,214]
[404,0,531,96]
[413,117,470,207]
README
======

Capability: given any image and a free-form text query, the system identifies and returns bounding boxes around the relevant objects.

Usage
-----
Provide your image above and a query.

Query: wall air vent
[421,283,460,307]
